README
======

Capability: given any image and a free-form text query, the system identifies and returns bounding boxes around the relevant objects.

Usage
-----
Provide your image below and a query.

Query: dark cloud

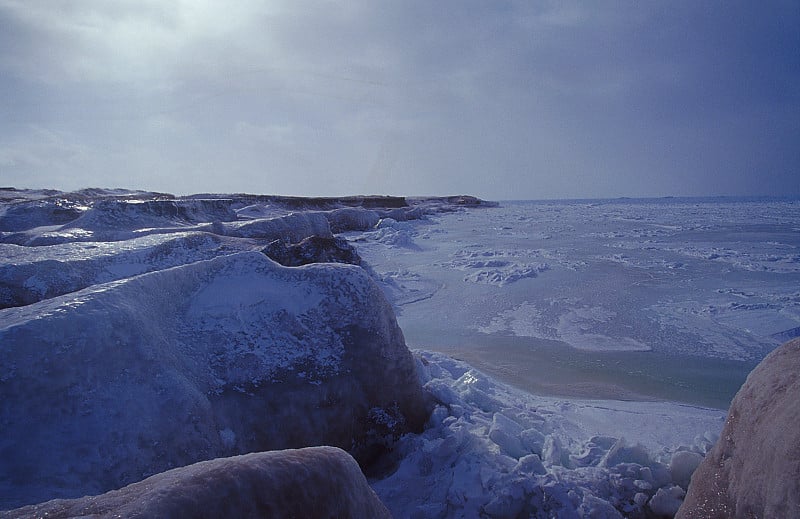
[0,1,797,198]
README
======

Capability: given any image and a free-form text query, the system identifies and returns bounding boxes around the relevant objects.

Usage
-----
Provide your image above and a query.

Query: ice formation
[0,232,227,308]
[0,250,429,508]
[2,189,797,517]
[1,447,391,519]
[677,338,800,518]
[372,351,724,518]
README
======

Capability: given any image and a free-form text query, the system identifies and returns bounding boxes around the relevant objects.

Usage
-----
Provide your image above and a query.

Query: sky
[0,1,798,200]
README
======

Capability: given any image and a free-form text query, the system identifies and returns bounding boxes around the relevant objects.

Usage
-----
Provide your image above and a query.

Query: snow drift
[0,251,430,509]
[677,337,800,518]
[0,447,391,519]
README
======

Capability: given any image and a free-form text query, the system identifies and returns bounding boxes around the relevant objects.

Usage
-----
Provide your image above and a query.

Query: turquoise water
[403,327,756,410]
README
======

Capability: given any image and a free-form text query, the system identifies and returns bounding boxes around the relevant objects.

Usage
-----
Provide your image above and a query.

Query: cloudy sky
[1,1,798,199]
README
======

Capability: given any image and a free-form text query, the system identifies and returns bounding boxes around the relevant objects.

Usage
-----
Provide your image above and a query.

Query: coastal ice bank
[0,251,429,509]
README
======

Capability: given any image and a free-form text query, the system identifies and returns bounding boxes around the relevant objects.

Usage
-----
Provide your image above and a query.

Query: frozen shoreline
[2,190,795,516]
[372,350,726,518]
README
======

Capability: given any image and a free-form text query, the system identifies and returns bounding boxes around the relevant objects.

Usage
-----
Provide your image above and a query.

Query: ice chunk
[580,495,624,518]
[519,428,546,457]
[600,438,651,468]
[649,485,685,517]
[488,413,527,459]
[327,207,380,233]
[542,435,566,467]
[514,454,547,476]
[669,450,703,490]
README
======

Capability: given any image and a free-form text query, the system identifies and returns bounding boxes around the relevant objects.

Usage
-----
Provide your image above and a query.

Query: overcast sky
[1,1,798,200]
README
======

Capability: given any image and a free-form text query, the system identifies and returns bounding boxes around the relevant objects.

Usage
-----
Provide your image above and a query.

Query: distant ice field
[351,197,800,409]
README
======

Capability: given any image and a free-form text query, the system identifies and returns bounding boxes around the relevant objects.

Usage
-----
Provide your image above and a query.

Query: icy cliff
[0,447,391,519]
[677,338,800,518]
[0,251,430,508]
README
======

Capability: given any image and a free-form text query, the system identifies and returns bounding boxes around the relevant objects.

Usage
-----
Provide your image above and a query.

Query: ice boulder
[650,485,686,517]
[669,450,703,490]
[677,338,800,518]
[0,447,391,519]
[0,251,430,509]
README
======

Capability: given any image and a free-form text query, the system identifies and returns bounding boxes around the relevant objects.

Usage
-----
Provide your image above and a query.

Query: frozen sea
[3,192,799,516]
[351,197,800,410]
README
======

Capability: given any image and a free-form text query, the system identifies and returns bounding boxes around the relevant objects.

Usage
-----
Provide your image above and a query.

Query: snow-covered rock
[3,199,238,245]
[326,207,380,233]
[0,447,391,519]
[209,211,332,241]
[677,338,800,518]
[0,251,430,509]
[262,235,361,267]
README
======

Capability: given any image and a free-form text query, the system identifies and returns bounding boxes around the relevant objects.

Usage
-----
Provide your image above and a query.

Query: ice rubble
[677,338,800,518]
[373,351,725,518]
[0,251,430,509]
[448,248,550,286]
[1,447,391,519]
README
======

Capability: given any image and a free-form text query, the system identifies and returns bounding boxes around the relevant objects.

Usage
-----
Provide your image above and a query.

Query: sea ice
[372,351,725,518]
